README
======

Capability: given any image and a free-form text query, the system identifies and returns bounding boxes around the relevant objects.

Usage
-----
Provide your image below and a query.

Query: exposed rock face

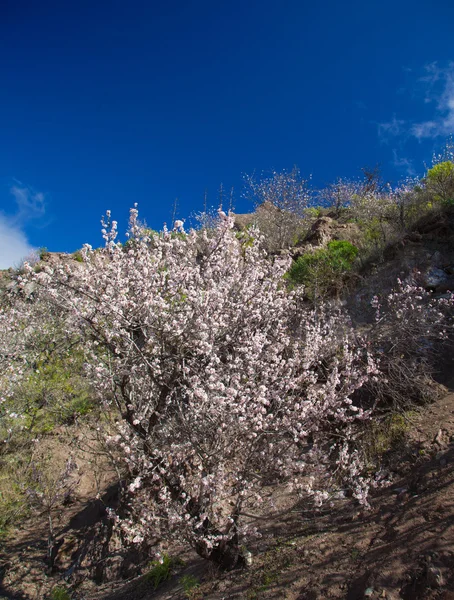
[40,251,79,266]
[292,216,361,260]
[299,216,360,247]
[233,201,280,231]
[302,216,336,247]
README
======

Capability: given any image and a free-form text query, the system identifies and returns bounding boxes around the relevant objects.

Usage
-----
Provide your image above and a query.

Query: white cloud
[0,182,47,270]
[392,149,416,176]
[378,115,407,142]
[10,182,46,222]
[0,214,35,270]
[377,62,454,146]
[411,61,454,140]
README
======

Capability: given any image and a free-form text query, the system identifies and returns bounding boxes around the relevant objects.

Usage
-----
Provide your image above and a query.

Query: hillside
[0,174,454,600]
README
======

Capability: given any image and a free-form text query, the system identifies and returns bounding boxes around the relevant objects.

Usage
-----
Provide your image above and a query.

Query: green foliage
[364,413,411,465]
[0,324,94,541]
[170,231,187,240]
[49,586,71,600]
[143,227,159,237]
[180,574,200,598]
[39,247,50,260]
[236,228,256,254]
[427,160,454,180]
[72,250,84,263]
[361,216,386,250]
[0,468,30,536]
[425,161,454,204]
[325,240,359,266]
[123,228,160,251]
[145,554,175,590]
[304,206,323,219]
[4,351,93,437]
[286,240,358,299]
[0,319,93,535]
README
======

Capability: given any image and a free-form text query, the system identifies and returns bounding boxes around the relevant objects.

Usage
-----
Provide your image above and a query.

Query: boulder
[421,267,454,292]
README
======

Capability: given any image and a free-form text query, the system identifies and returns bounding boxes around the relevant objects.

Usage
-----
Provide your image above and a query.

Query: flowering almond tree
[242,167,312,250]
[12,207,377,568]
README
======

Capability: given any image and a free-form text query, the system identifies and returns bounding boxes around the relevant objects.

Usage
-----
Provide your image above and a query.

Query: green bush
[324,239,359,266]
[145,554,175,589]
[361,216,387,251]
[0,346,93,446]
[425,161,454,204]
[50,586,71,600]
[0,475,30,537]
[180,574,200,598]
[72,250,84,263]
[17,355,93,432]
[304,206,323,219]
[286,240,358,300]
[364,413,412,467]
[39,247,50,260]
[123,228,161,251]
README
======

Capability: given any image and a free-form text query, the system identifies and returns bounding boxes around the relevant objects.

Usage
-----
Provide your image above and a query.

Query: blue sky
[1,0,454,267]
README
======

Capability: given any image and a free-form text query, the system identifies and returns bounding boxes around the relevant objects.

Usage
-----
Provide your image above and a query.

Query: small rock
[434,429,444,445]
[424,267,448,287]
[427,566,443,588]
[364,588,374,597]
[422,267,454,292]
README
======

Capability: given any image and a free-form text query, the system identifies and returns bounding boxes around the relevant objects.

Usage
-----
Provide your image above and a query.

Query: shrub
[318,178,362,215]
[304,206,323,219]
[72,250,84,263]
[349,192,395,249]
[1,348,93,439]
[180,574,200,597]
[364,279,454,410]
[364,413,410,466]
[145,554,175,589]
[0,470,30,536]
[50,586,71,600]
[286,240,358,300]
[386,178,425,232]
[243,167,312,250]
[425,161,454,204]
[39,247,50,260]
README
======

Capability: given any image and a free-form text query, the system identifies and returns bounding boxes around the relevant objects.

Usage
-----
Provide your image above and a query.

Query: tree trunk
[195,531,245,570]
